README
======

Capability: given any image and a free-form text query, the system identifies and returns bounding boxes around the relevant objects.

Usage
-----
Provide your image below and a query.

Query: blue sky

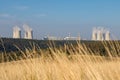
[0,0,120,39]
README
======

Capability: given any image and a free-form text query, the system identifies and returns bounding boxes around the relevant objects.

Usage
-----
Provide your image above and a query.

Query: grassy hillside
[0,38,120,62]
[0,38,104,52]
[0,40,120,80]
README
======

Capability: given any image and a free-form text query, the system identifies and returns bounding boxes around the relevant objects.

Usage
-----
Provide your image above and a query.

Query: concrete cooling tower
[92,28,97,40]
[13,26,21,38]
[23,24,33,39]
[97,30,103,40]
[92,27,111,41]
[105,31,110,40]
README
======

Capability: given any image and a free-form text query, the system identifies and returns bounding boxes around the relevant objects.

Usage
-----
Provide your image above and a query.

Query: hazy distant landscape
[1,0,120,80]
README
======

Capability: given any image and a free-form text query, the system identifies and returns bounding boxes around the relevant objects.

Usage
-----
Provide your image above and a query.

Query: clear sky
[0,0,120,39]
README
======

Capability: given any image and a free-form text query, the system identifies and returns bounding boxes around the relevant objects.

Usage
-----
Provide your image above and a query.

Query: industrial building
[63,37,80,40]
[92,27,110,41]
[64,33,81,40]
[44,36,59,40]
[13,26,21,38]
[43,33,81,40]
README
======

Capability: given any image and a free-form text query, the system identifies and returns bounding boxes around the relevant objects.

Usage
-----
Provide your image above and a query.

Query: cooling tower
[105,31,110,40]
[92,28,97,40]
[102,33,105,40]
[23,24,33,39]
[13,26,21,38]
[92,27,111,41]
[97,30,103,40]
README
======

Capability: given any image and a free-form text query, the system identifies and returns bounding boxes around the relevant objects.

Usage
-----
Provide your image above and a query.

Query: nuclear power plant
[13,26,21,38]
[12,25,112,41]
[13,24,33,39]
[92,27,110,41]
[23,24,33,39]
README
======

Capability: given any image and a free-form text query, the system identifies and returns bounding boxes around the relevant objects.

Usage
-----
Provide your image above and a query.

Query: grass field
[0,41,120,80]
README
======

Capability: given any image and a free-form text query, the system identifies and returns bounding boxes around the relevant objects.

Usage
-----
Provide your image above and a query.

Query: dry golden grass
[0,41,120,80]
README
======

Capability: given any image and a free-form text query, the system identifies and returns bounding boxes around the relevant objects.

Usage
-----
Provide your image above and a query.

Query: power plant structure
[23,24,33,39]
[13,26,21,38]
[12,25,111,41]
[63,33,81,40]
[105,30,110,40]
[43,33,81,40]
[92,27,110,41]
[13,24,33,39]
[92,28,97,40]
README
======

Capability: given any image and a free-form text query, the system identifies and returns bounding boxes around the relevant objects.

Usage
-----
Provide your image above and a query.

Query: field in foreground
[0,41,120,80]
